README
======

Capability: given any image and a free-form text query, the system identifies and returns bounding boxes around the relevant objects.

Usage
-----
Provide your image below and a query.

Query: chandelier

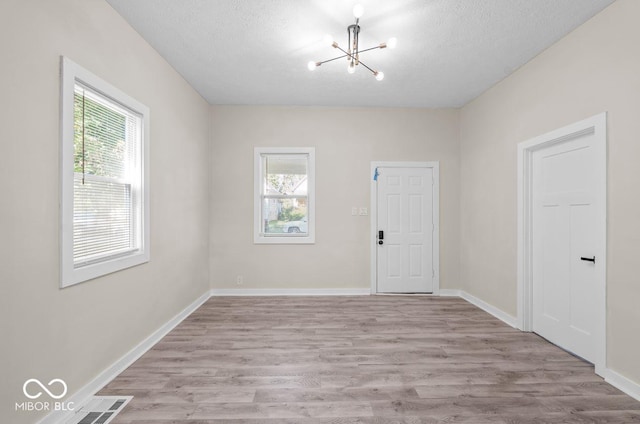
[307,4,397,81]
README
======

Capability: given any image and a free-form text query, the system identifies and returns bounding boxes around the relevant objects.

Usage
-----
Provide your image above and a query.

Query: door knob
[378,240,383,245]
[580,256,596,263]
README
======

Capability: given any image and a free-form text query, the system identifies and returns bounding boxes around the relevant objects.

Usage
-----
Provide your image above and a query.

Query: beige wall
[210,106,460,292]
[460,0,640,383]
[0,1,211,422]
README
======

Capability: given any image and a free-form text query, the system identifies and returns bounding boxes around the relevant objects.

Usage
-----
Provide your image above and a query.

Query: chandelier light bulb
[375,71,385,81]
[353,4,364,18]
[308,61,317,71]
[387,37,398,49]
[348,62,356,74]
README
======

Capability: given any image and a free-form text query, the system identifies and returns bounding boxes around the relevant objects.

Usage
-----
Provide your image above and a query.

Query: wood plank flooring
[99,296,640,423]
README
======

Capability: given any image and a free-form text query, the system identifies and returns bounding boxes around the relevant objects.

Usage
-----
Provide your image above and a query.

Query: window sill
[254,235,315,245]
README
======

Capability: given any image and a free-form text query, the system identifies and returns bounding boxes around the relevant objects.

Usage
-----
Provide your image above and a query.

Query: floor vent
[65,396,132,424]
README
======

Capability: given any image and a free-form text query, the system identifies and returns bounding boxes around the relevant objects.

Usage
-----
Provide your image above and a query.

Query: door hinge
[432,269,435,278]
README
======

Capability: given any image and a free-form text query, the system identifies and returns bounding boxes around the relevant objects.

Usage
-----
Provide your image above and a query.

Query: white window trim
[254,147,315,244]
[60,56,150,288]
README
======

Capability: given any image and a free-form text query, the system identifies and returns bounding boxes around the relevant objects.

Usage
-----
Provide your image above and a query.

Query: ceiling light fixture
[307,4,396,81]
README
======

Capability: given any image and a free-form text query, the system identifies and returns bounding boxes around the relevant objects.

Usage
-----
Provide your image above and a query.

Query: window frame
[254,147,315,244]
[60,56,150,288]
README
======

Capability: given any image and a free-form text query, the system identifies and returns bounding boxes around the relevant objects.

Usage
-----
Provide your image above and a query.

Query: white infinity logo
[23,379,68,400]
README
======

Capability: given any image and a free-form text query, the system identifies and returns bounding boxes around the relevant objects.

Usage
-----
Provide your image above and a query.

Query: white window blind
[72,86,142,266]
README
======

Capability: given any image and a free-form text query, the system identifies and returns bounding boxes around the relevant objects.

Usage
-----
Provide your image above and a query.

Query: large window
[254,148,315,244]
[60,57,150,287]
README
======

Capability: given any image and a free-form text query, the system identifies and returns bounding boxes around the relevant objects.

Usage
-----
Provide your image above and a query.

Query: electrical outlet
[236,275,243,285]
[359,207,368,216]
[351,207,358,216]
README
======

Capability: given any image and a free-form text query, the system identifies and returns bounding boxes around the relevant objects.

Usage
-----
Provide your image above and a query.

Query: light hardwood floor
[99,296,640,423]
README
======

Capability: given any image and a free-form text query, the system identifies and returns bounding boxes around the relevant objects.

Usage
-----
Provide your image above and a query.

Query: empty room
[2,0,640,423]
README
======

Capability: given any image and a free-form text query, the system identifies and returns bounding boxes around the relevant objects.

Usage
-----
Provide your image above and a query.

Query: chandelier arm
[357,45,385,54]
[354,58,377,76]
[320,45,379,65]
[316,53,351,66]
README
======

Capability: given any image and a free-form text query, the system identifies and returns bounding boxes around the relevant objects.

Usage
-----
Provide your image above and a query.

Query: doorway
[517,113,607,375]
[370,162,439,294]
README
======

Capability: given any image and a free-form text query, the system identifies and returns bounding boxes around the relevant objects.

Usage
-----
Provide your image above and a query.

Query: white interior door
[376,166,434,293]
[532,132,602,363]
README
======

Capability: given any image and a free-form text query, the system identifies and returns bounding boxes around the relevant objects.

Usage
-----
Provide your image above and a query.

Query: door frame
[517,112,607,376]
[370,161,440,295]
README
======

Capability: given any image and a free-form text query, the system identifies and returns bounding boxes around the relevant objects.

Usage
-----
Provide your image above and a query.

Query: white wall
[0,1,211,423]
[209,106,460,292]
[460,0,640,384]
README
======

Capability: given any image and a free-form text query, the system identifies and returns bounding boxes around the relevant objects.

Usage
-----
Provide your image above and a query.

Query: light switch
[359,207,368,216]
[351,207,358,216]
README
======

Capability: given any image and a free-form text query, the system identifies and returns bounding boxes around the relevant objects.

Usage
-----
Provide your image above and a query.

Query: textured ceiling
[105,0,615,108]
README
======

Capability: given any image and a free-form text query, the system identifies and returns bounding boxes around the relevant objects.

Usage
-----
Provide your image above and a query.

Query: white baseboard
[605,368,640,402]
[37,290,211,424]
[459,290,518,328]
[210,288,371,296]
[439,289,517,328]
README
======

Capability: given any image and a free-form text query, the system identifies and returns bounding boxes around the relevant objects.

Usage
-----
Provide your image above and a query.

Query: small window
[60,57,150,287]
[254,147,315,244]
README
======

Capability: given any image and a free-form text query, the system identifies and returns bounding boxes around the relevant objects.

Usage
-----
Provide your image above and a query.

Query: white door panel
[532,133,599,363]
[377,167,434,293]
